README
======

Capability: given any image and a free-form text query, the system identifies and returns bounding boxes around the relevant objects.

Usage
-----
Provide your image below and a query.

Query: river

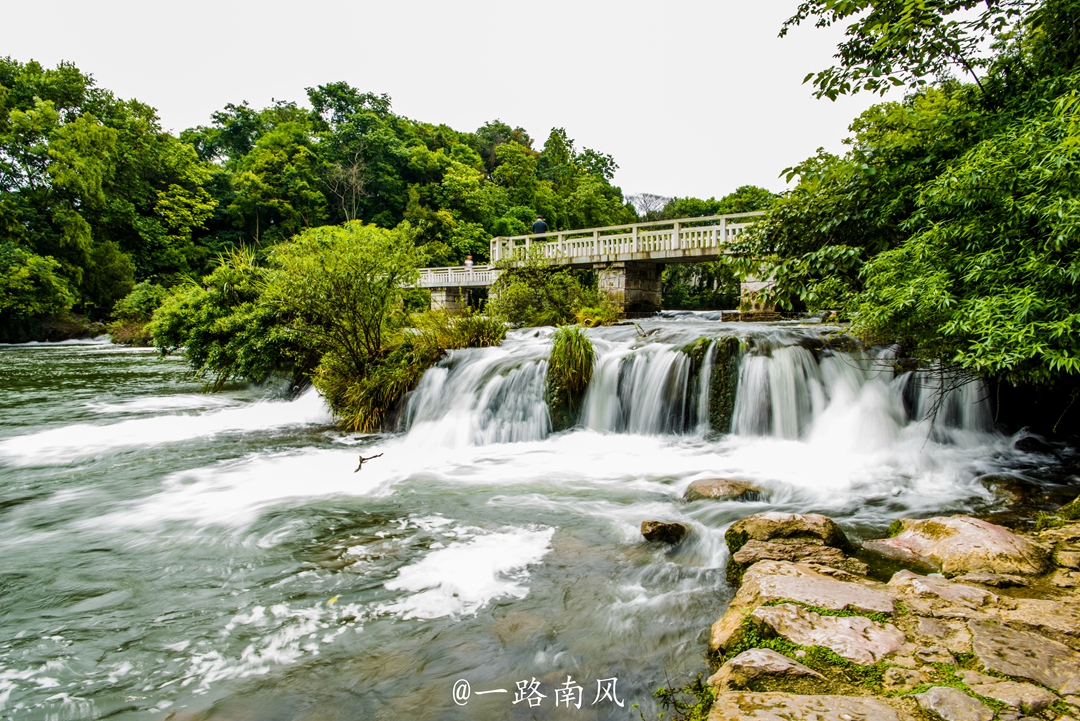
[0,315,1062,720]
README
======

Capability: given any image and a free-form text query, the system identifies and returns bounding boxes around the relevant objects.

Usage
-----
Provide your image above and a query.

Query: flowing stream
[0,317,1061,720]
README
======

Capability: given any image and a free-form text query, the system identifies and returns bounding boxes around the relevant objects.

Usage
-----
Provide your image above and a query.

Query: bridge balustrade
[490,212,762,264]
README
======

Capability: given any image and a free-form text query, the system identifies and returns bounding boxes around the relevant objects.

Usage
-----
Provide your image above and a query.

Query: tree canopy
[737,0,1080,392]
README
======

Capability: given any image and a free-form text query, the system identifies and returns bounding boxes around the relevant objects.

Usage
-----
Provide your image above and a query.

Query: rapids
[0,316,1060,720]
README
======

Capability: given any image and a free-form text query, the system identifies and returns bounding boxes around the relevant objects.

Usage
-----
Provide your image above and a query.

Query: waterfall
[696,340,715,434]
[401,326,995,446]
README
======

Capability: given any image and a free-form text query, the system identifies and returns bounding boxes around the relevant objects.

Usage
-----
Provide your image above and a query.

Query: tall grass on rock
[546,325,595,431]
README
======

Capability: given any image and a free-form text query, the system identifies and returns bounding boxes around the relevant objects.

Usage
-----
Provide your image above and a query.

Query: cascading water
[0,318,1049,720]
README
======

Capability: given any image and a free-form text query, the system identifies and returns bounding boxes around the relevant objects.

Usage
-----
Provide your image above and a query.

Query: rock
[706,648,824,690]
[968,680,1058,713]
[1056,546,1080,570]
[1066,695,1080,708]
[996,598,1080,639]
[915,686,994,721]
[863,515,1050,576]
[727,540,866,585]
[641,520,687,544]
[953,571,1029,588]
[915,645,955,664]
[889,569,996,607]
[883,667,927,692]
[684,478,765,502]
[726,513,850,553]
[969,619,1080,695]
[710,561,897,652]
[1013,434,1055,454]
[918,617,949,638]
[958,670,999,685]
[749,603,906,665]
[708,692,900,721]
[1051,569,1080,587]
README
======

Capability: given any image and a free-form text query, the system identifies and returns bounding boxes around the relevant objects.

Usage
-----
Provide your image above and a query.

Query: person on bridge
[532,216,548,235]
[464,254,474,272]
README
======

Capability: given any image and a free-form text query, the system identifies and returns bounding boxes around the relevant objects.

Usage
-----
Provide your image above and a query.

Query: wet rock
[863,515,1050,576]
[641,520,687,544]
[710,561,897,652]
[883,667,927,692]
[684,478,764,502]
[915,645,955,664]
[953,571,1029,588]
[1013,434,1055,454]
[708,692,900,721]
[725,512,851,554]
[969,619,1080,695]
[727,540,866,585]
[915,686,994,721]
[889,569,996,607]
[968,680,1058,713]
[749,603,906,665]
[706,648,824,690]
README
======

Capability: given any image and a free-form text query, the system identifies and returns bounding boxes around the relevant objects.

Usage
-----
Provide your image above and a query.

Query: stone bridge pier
[596,261,662,317]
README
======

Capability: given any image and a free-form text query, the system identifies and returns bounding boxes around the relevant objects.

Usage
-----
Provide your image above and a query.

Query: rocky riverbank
[678,497,1080,720]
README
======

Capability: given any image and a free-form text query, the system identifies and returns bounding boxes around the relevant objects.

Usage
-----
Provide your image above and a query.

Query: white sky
[2,0,895,199]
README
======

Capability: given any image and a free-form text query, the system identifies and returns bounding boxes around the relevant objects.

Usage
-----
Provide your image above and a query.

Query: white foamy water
[85,394,240,414]
[0,388,331,466]
[380,526,555,619]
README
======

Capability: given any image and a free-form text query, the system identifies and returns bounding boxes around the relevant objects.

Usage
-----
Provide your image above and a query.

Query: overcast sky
[2,0,894,200]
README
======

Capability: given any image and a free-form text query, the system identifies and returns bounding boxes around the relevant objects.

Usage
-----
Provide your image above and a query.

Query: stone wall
[596,261,662,317]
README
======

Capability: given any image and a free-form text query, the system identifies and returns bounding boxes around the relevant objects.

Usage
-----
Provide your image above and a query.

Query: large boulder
[749,603,906,665]
[725,512,850,554]
[862,515,1050,576]
[706,648,824,690]
[709,692,900,721]
[710,560,897,652]
[641,520,687,544]
[969,619,1080,695]
[914,686,993,721]
[684,478,765,502]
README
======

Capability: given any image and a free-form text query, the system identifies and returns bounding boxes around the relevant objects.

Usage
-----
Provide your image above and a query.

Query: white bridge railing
[489,212,763,264]
[415,213,764,288]
[416,265,497,288]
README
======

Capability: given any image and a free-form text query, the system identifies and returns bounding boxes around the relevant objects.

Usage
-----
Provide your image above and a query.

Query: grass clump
[546,325,595,431]
[634,673,715,721]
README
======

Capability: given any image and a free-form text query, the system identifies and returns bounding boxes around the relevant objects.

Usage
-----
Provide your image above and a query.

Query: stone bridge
[416,212,765,315]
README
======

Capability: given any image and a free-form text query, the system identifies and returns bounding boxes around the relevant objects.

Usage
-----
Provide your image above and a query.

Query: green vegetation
[0,60,640,343]
[734,0,1080,412]
[545,325,595,431]
[486,247,608,328]
[656,186,775,311]
[635,673,715,721]
[149,223,498,428]
[105,281,169,345]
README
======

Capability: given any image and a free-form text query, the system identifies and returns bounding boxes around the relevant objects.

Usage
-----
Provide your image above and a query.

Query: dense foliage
[0,58,213,340]
[659,186,776,310]
[735,0,1080,397]
[0,62,636,341]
